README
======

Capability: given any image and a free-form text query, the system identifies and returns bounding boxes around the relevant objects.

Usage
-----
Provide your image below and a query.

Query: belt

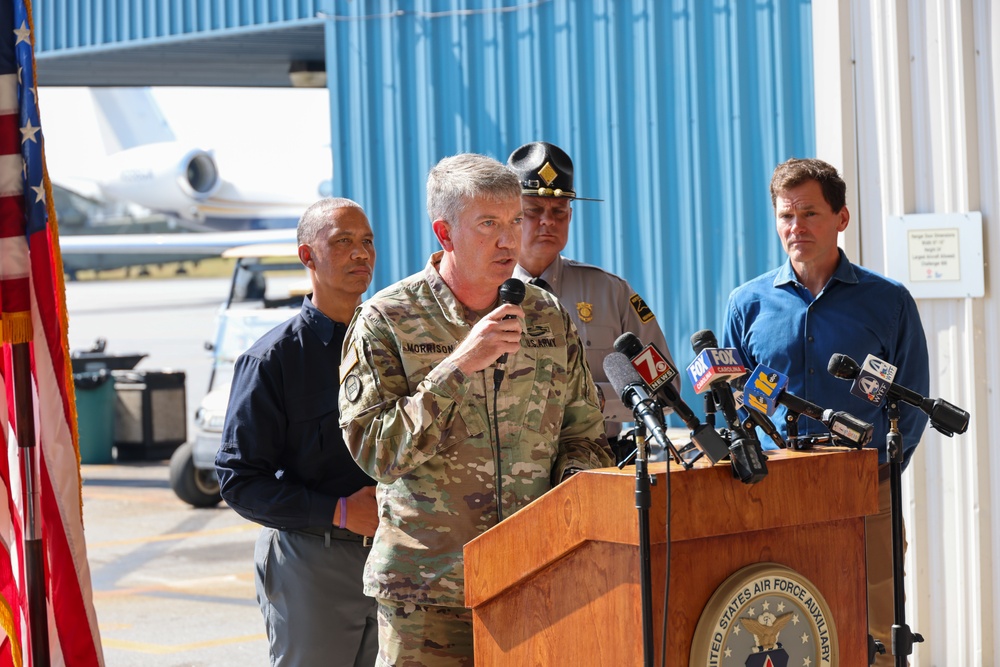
[291,525,373,548]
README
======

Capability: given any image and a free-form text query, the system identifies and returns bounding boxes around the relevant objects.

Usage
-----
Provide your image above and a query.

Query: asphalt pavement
[68,277,271,667]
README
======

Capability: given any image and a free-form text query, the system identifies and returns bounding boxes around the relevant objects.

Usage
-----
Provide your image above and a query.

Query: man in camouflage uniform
[507,141,680,463]
[339,153,614,667]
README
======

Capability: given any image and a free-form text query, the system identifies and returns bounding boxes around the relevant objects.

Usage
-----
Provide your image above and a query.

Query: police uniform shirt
[514,255,678,439]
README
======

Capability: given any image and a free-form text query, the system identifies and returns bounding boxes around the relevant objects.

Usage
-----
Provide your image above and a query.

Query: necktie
[529,277,553,293]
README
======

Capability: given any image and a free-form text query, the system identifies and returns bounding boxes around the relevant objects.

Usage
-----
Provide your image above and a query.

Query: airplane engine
[97,142,222,219]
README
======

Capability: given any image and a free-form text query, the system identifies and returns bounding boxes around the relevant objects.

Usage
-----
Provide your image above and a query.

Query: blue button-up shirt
[216,296,375,530]
[723,250,929,466]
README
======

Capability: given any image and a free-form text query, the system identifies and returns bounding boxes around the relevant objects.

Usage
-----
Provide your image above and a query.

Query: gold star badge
[576,302,593,323]
[538,161,558,186]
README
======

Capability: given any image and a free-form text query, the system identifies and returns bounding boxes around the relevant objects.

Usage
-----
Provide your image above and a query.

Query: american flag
[0,0,104,664]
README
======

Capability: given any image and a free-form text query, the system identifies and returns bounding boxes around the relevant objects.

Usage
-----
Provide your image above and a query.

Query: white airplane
[53,87,328,275]
[81,87,332,231]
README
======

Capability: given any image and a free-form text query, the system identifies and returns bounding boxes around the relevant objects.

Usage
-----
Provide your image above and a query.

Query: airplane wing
[59,228,298,256]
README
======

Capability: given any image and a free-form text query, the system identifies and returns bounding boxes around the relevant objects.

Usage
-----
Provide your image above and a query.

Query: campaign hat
[506,141,601,201]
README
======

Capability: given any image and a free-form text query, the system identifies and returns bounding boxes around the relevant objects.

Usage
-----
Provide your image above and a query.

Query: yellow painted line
[88,523,257,549]
[93,582,251,600]
[83,490,175,505]
[100,634,266,654]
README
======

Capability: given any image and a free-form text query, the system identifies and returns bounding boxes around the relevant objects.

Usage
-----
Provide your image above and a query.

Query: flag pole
[11,341,50,667]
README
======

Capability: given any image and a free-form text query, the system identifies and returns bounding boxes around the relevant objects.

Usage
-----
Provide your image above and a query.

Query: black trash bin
[112,370,187,461]
[71,338,147,374]
[74,370,116,464]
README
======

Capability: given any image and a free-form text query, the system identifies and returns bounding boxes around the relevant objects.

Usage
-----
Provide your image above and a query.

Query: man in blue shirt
[216,198,379,667]
[724,158,929,666]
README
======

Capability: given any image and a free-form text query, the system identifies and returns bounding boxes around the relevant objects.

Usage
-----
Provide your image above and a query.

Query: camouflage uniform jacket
[339,251,613,607]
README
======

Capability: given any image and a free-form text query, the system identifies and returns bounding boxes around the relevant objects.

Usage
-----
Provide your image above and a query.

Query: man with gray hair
[339,153,613,666]
[217,198,379,666]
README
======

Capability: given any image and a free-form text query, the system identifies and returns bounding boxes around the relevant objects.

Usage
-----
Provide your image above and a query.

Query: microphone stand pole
[633,423,655,667]
[886,401,922,666]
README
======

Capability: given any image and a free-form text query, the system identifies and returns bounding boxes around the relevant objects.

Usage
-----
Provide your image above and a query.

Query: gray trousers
[255,527,377,667]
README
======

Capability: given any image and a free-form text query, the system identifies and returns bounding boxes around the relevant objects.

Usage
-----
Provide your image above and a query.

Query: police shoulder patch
[629,294,655,323]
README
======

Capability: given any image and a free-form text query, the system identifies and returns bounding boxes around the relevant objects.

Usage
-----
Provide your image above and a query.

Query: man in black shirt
[216,198,378,667]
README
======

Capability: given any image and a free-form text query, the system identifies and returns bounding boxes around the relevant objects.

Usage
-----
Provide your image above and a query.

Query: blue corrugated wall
[325,0,814,417]
[33,0,322,49]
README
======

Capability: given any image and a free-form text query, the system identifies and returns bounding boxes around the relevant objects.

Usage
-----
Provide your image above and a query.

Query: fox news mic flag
[0,1,104,664]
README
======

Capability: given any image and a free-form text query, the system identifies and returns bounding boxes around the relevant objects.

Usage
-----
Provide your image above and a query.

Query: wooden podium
[464,448,879,665]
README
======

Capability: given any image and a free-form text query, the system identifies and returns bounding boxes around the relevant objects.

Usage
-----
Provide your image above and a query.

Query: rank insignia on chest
[526,324,552,337]
[576,302,594,323]
[629,294,655,323]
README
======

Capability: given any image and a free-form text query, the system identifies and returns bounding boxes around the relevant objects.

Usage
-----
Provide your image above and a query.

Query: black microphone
[493,278,526,390]
[731,373,873,449]
[615,332,729,463]
[827,353,970,437]
[689,330,746,430]
[689,330,767,484]
[731,381,787,449]
[615,333,689,424]
[603,352,678,462]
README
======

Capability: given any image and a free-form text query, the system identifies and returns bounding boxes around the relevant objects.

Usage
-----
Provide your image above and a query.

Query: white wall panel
[816,0,999,663]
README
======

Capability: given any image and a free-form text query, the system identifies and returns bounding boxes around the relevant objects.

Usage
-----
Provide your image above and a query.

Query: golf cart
[169,243,307,507]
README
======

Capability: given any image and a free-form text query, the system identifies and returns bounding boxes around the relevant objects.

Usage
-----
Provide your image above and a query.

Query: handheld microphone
[493,278,526,390]
[732,366,874,449]
[603,352,680,464]
[615,332,729,463]
[687,330,767,484]
[827,353,970,437]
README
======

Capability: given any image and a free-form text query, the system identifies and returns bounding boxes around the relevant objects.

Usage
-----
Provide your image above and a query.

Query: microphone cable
[488,387,504,523]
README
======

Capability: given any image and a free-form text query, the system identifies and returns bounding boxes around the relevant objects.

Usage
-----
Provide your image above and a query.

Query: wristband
[338,497,347,530]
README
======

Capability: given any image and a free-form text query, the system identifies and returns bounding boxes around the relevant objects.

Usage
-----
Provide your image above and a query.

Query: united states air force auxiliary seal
[690,563,838,667]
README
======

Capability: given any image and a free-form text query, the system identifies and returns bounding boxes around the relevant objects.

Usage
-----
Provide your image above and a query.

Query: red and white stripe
[0,14,104,665]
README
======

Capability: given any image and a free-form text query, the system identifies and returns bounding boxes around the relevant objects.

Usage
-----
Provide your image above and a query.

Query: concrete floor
[68,277,271,666]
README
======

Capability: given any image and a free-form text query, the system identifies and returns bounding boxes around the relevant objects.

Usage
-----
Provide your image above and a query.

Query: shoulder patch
[340,343,359,379]
[343,374,363,402]
[629,294,655,323]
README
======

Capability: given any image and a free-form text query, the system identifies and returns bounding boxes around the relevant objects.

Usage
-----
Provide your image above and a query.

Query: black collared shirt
[216,296,374,530]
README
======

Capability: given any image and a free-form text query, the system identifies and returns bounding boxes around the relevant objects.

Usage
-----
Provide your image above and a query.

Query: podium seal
[689,563,838,667]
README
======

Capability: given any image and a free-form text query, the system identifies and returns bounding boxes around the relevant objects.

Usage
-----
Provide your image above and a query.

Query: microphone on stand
[603,352,685,466]
[731,379,787,449]
[686,330,767,484]
[493,278,526,390]
[614,332,728,464]
[732,366,873,449]
[703,393,717,428]
[827,353,969,436]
